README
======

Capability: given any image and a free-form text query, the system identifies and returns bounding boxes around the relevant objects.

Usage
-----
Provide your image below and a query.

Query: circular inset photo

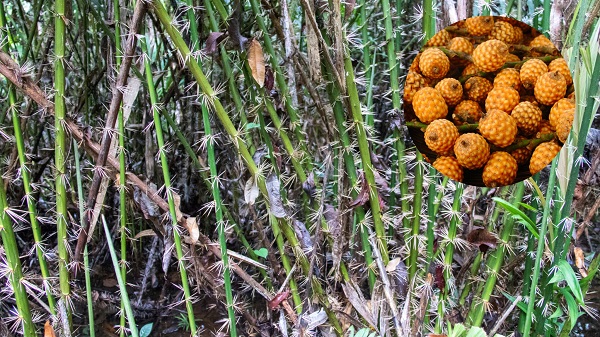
[403,16,575,187]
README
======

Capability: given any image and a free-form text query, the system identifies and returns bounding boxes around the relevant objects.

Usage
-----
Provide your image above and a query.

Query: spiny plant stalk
[141,32,197,335]
[469,182,526,326]
[200,102,238,336]
[0,1,56,314]
[73,139,95,337]
[113,1,129,335]
[409,153,425,279]
[344,42,389,264]
[54,0,72,320]
[0,183,36,337]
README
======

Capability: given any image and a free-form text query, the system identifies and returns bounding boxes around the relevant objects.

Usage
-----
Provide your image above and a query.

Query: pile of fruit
[403,16,575,187]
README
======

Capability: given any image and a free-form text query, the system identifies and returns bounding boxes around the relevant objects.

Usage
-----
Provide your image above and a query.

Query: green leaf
[549,306,564,320]
[253,247,268,259]
[465,326,487,337]
[139,323,154,337]
[502,292,528,313]
[493,198,539,239]
[557,260,584,304]
[245,122,261,130]
[581,252,600,293]
[447,323,467,337]
[559,287,584,331]
[355,328,373,337]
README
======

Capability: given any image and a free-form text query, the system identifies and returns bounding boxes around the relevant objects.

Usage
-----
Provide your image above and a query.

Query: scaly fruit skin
[472,39,509,72]
[548,58,573,86]
[520,59,548,89]
[464,76,493,103]
[427,29,452,47]
[537,119,555,137]
[425,119,460,153]
[511,146,532,165]
[511,101,542,135]
[413,87,449,123]
[494,68,521,91]
[419,48,450,79]
[433,156,464,182]
[447,37,475,54]
[511,26,524,44]
[506,53,521,63]
[534,71,567,106]
[556,107,575,143]
[479,109,518,147]
[485,86,520,113]
[529,34,557,56]
[549,98,575,129]
[462,63,481,77]
[410,53,422,72]
[453,100,483,125]
[435,78,463,106]
[465,16,495,36]
[404,71,429,104]
[488,21,516,44]
[482,151,518,187]
[454,133,490,169]
[529,141,561,174]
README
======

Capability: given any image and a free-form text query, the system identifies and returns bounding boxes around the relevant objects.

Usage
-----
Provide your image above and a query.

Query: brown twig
[75,1,147,265]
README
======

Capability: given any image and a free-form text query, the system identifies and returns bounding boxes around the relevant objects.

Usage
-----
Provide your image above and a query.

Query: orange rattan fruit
[510,146,532,165]
[485,86,520,113]
[403,71,429,104]
[556,107,575,143]
[529,141,561,174]
[482,151,518,187]
[520,59,548,89]
[435,78,463,106]
[427,29,452,47]
[494,68,521,91]
[479,109,518,148]
[464,76,493,103]
[488,21,516,44]
[549,98,575,129]
[511,101,542,135]
[534,71,567,106]
[433,156,464,182]
[413,87,448,123]
[419,48,450,79]
[548,58,573,86]
[454,133,490,169]
[462,63,481,77]
[425,119,460,153]
[453,100,483,125]
[472,39,509,72]
[465,16,495,36]
[447,37,474,55]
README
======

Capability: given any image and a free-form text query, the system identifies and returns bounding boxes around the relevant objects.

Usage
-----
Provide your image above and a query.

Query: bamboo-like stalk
[112,2,129,335]
[73,139,95,337]
[468,182,526,326]
[141,32,197,335]
[200,103,238,335]
[0,182,36,337]
[344,44,389,264]
[0,1,57,314]
[54,0,72,321]
[409,153,425,279]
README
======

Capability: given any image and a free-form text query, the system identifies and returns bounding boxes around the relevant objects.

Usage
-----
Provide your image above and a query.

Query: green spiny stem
[523,160,557,337]
[344,44,389,264]
[408,153,425,279]
[201,103,238,336]
[269,215,303,312]
[0,182,35,337]
[54,0,72,320]
[113,2,128,335]
[246,0,306,148]
[0,2,57,314]
[565,0,591,70]
[468,182,526,326]
[330,83,376,291]
[423,0,435,40]
[73,139,95,337]
[142,33,197,335]
[541,0,551,33]
[204,0,254,152]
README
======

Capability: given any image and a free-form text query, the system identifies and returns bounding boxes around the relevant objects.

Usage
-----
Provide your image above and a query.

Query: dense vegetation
[0,0,599,336]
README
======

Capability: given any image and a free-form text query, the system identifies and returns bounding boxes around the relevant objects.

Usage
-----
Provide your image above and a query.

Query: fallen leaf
[265,66,274,91]
[434,264,445,292]
[134,229,157,239]
[467,227,497,253]
[574,246,588,277]
[44,321,56,337]
[325,204,343,272]
[184,217,199,244]
[387,257,408,299]
[244,176,259,206]
[203,32,226,55]
[172,192,183,222]
[266,174,287,218]
[349,173,370,208]
[268,289,290,310]
[293,220,313,252]
[102,278,118,287]
[302,171,317,199]
[248,39,265,87]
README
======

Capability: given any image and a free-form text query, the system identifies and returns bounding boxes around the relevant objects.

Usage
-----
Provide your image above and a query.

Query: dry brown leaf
[44,321,56,337]
[248,39,265,87]
[574,246,588,277]
[102,278,118,287]
[266,174,287,218]
[244,176,259,206]
[173,192,183,222]
[134,229,157,239]
[185,217,199,244]
[203,32,226,55]
[467,226,498,253]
